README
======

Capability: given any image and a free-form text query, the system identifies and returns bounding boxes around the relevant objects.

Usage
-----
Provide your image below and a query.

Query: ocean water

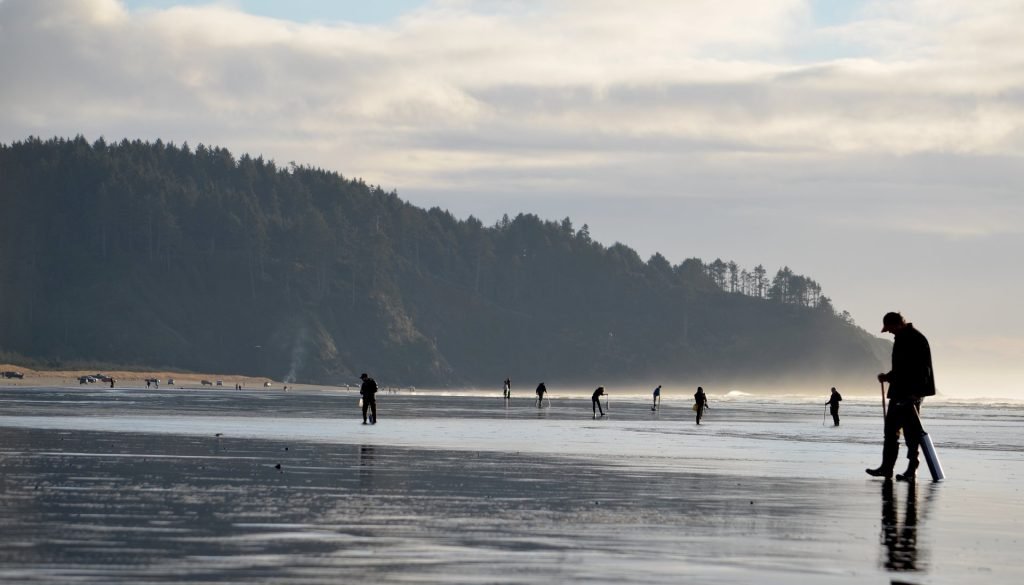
[1,386,1022,584]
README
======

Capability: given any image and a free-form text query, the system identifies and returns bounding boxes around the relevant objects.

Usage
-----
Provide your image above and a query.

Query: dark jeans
[696,404,704,424]
[362,398,377,422]
[592,397,604,415]
[880,399,923,474]
[831,406,840,426]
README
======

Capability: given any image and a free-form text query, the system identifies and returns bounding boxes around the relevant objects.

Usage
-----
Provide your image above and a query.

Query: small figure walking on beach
[503,377,511,400]
[535,382,547,408]
[360,372,379,424]
[694,386,708,424]
[652,385,662,411]
[592,386,606,417]
[866,312,936,482]
[826,387,842,426]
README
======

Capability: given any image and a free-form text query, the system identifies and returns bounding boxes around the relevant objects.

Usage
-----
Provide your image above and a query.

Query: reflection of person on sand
[359,445,375,466]
[880,479,920,571]
[693,386,708,424]
[826,387,842,426]
[358,445,376,485]
[867,312,936,482]
[503,377,511,400]
[359,372,378,425]
[652,385,661,410]
[535,383,547,408]
[592,386,606,417]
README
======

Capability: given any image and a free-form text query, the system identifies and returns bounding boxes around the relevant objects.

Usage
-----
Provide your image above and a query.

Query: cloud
[0,0,1022,234]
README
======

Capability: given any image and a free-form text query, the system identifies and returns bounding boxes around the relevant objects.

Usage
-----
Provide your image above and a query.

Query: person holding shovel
[866,312,936,482]
[826,387,842,426]
[592,386,607,417]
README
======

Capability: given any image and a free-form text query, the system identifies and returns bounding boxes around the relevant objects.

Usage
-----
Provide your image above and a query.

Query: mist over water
[283,326,308,384]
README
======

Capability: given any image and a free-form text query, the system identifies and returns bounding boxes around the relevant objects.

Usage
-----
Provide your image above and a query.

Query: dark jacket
[360,377,378,400]
[827,391,842,408]
[886,324,936,400]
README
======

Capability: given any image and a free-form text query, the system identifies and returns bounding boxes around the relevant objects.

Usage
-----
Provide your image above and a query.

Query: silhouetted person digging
[826,387,842,426]
[592,386,606,417]
[360,372,378,424]
[866,312,936,482]
[535,382,547,408]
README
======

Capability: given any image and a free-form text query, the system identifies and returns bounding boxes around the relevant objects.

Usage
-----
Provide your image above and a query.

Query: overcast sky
[2,0,1021,397]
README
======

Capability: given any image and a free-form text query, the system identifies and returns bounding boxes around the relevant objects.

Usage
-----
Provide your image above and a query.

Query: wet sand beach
[1,386,1022,584]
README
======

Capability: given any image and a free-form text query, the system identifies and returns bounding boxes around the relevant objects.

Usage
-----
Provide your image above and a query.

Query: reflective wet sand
[1,387,1022,583]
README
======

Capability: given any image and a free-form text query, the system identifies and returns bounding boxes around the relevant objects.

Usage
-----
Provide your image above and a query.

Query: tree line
[0,136,884,386]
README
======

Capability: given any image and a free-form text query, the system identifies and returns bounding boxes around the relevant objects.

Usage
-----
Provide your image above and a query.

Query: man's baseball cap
[881,312,904,333]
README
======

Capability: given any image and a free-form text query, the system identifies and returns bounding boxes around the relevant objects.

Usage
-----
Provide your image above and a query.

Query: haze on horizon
[1,0,1021,399]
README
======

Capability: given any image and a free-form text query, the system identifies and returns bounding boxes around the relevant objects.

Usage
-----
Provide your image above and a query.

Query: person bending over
[592,386,606,417]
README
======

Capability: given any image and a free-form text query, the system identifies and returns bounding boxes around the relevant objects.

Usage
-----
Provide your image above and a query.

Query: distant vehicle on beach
[93,374,111,383]
[78,375,96,384]
[264,381,272,387]
[201,379,213,386]
[216,380,223,386]
[167,378,175,385]
[2,371,24,379]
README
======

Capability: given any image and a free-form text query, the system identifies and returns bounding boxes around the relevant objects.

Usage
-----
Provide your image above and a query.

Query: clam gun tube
[920,431,945,481]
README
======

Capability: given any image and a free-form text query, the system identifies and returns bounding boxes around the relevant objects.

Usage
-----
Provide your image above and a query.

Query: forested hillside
[0,136,889,387]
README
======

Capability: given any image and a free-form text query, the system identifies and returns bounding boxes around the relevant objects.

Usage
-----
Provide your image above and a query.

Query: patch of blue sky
[809,0,867,26]
[788,0,875,63]
[121,0,428,25]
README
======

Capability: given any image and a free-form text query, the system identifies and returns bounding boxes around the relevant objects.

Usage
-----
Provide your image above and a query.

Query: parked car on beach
[2,371,25,379]
[201,380,213,386]
[167,378,175,385]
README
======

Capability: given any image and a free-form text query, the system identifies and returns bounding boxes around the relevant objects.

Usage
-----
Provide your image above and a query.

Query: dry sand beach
[0,364,278,389]
[1,385,1022,584]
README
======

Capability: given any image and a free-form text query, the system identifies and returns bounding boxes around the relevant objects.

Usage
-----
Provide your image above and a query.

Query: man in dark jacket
[694,387,708,425]
[826,387,842,426]
[867,312,936,481]
[360,373,378,424]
